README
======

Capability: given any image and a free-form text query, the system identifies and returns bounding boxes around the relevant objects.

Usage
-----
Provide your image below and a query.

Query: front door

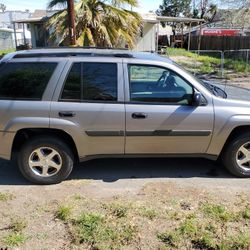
[124,63,214,154]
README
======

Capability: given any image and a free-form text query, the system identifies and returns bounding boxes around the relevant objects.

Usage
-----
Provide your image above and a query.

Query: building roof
[156,16,205,23]
[13,9,57,24]
[141,13,204,24]
[32,10,47,18]
[14,17,47,23]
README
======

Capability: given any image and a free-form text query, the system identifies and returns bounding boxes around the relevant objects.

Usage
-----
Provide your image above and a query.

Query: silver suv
[0,48,250,184]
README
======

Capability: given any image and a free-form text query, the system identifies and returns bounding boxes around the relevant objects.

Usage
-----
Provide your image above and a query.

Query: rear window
[0,62,57,100]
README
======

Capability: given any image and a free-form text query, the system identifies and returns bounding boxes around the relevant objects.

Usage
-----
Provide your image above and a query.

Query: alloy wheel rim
[236,142,250,172]
[28,147,62,177]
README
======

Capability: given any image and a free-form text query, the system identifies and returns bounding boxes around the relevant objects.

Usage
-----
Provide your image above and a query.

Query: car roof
[1,48,174,64]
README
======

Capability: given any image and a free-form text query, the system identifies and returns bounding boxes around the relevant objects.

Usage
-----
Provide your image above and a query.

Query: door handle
[58,111,76,117]
[131,112,148,119]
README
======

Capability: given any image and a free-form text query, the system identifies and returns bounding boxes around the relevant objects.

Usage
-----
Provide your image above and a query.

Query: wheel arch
[11,128,79,163]
[219,125,250,157]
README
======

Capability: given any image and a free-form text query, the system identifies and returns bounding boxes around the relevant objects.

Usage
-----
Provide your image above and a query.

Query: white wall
[0,30,14,49]
[134,22,158,52]
[0,28,31,50]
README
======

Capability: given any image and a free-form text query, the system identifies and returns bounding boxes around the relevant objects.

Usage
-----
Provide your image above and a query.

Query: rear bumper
[0,131,15,160]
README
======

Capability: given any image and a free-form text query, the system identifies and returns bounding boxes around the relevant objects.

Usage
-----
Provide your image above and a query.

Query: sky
[1,0,163,13]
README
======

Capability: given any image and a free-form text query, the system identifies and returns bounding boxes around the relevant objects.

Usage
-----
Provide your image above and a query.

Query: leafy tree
[0,3,6,12]
[219,0,250,29]
[156,0,192,22]
[156,0,191,36]
[192,0,217,22]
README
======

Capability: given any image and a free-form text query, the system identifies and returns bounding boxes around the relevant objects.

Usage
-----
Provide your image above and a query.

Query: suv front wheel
[222,132,250,177]
[18,136,74,184]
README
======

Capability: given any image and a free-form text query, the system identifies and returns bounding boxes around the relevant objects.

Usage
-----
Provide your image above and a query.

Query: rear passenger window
[61,63,81,101]
[0,62,57,100]
[61,62,117,102]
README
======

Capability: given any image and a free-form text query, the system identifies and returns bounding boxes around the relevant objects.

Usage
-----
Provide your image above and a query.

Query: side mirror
[193,92,205,106]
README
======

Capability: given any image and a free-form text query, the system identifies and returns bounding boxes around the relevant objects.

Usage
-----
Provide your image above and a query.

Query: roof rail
[32,46,129,51]
[13,52,133,59]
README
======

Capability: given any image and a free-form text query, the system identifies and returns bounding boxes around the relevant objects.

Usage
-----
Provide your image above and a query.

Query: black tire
[222,132,250,177]
[18,136,74,184]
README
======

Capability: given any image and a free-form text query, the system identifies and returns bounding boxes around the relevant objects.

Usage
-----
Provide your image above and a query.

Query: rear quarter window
[0,62,57,100]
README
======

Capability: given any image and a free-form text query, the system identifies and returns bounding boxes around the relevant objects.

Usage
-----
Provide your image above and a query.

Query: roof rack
[13,52,133,59]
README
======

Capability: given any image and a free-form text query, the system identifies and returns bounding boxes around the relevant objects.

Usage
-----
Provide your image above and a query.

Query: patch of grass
[168,211,183,220]
[0,192,14,202]
[179,217,198,236]
[167,48,250,75]
[224,59,249,73]
[138,206,157,220]
[242,205,250,219]
[201,202,234,222]
[0,49,15,57]
[73,212,137,249]
[196,54,221,65]
[191,235,217,250]
[157,231,180,247]
[230,233,250,249]
[3,232,28,247]
[74,213,103,243]
[55,205,72,221]
[106,203,128,218]
[9,217,27,232]
[199,63,214,74]
[167,48,196,58]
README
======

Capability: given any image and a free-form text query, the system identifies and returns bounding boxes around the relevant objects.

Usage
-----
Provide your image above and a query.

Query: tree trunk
[67,0,76,46]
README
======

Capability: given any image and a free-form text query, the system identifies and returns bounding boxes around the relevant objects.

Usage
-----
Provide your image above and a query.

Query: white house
[0,27,31,50]
[134,13,159,52]
[0,10,32,49]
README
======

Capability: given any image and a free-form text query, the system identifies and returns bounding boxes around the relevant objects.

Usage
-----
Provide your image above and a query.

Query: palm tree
[48,0,76,45]
[47,0,142,48]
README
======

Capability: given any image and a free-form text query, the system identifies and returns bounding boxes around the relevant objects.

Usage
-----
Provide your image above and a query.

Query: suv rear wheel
[222,132,250,177]
[18,136,74,184]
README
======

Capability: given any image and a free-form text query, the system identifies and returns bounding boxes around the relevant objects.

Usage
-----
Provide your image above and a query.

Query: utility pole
[67,0,76,45]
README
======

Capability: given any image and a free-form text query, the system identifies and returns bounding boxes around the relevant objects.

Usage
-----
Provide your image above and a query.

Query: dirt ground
[0,158,249,250]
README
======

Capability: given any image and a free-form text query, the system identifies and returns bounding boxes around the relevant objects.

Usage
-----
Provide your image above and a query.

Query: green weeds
[0,192,14,202]
[73,212,137,249]
[3,233,28,247]
[55,205,72,221]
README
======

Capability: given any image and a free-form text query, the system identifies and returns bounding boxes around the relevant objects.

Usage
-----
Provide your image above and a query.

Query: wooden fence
[189,36,250,51]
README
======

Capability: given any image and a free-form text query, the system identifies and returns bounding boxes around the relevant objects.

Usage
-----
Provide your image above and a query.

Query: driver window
[128,65,193,104]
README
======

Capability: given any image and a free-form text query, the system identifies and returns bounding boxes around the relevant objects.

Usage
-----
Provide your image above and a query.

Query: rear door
[50,57,125,159]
